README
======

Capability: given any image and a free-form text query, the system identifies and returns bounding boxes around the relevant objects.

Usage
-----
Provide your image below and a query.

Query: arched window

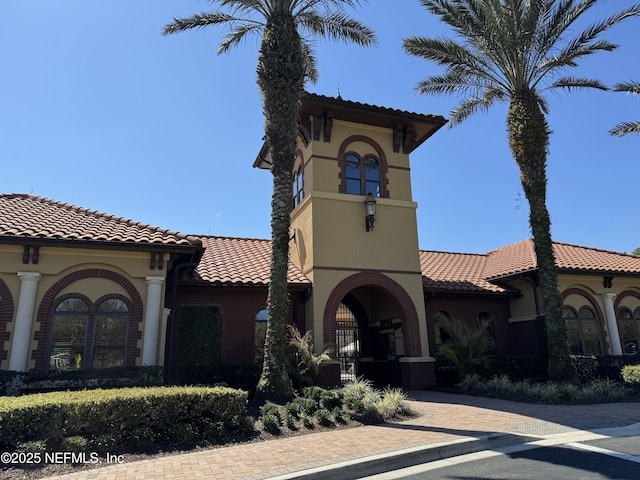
[345,153,380,196]
[49,296,130,371]
[563,306,603,355]
[50,297,89,371]
[92,298,129,368]
[255,308,268,364]
[292,164,304,209]
[618,307,640,355]
[434,311,452,346]
[477,312,496,350]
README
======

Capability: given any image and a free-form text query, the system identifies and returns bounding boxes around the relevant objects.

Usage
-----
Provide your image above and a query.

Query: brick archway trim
[614,290,640,311]
[323,271,421,356]
[32,269,144,372]
[0,279,15,364]
[337,135,389,198]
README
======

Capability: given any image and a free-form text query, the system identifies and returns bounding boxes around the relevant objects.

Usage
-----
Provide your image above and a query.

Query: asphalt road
[360,435,640,480]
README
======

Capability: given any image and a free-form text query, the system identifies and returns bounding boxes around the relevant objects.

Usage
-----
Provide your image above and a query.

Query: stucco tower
[256,93,446,389]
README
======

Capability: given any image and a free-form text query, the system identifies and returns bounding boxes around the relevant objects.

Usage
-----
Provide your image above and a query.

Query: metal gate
[336,303,359,383]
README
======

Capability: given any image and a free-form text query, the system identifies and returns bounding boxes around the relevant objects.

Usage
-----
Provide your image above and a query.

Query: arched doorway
[324,272,424,387]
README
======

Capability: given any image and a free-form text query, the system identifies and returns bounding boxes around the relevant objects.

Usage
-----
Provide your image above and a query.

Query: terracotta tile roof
[419,250,512,294]
[0,193,200,248]
[192,236,311,287]
[485,239,640,279]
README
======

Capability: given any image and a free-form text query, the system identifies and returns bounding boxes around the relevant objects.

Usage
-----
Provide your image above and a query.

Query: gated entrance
[336,302,359,383]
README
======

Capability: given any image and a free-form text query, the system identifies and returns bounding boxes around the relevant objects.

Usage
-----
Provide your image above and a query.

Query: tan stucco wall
[0,245,166,370]
[505,273,640,354]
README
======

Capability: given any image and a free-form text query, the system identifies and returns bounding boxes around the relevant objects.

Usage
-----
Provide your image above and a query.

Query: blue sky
[1,0,638,254]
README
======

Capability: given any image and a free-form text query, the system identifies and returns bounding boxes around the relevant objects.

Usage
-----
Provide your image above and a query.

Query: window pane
[566,317,583,354]
[583,339,602,355]
[92,347,126,369]
[579,307,596,319]
[255,309,268,364]
[346,155,360,178]
[346,179,361,195]
[98,298,128,312]
[365,180,380,197]
[364,157,379,180]
[93,299,129,368]
[619,308,633,320]
[56,298,89,312]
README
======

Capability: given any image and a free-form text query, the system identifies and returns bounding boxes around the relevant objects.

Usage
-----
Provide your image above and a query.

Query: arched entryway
[324,271,423,387]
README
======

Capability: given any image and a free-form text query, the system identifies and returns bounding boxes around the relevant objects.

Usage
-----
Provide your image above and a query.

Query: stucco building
[1,94,639,389]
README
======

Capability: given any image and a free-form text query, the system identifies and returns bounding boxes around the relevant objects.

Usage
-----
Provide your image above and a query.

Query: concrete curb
[269,433,537,480]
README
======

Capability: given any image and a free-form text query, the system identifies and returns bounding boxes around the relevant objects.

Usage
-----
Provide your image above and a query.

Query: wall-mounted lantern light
[364,193,377,232]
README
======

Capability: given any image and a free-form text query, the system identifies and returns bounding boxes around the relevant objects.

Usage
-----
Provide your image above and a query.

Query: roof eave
[0,235,201,254]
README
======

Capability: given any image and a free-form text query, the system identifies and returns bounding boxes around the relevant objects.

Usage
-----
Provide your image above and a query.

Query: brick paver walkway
[27,391,640,479]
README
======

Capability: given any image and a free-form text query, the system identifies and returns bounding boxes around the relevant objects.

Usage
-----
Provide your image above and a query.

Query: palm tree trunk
[507,91,576,381]
[255,15,305,399]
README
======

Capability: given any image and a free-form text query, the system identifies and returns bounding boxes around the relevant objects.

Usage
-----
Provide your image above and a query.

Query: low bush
[597,356,640,381]
[0,367,164,397]
[456,373,639,404]
[259,403,283,435]
[571,355,599,382]
[622,365,640,384]
[0,386,249,452]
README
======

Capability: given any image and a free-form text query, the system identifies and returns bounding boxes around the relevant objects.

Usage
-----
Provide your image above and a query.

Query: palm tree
[403,0,640,380]
[610,81,640,136]
[163,1,376,398]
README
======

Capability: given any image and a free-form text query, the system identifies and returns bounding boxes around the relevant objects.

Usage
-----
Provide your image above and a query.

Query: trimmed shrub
[172,305,222,385]
[487,354,545,380]
[622,365,640,384]
[596,356,640,381]
[571,355,599,382]
[259,403,283,435]
[0,386,249,452]
[0,371,25,396]
[1,367,164,396]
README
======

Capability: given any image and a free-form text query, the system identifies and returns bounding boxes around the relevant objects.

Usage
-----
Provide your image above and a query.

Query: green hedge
[1,366,164,397]
[0,386,249,452]
[622,365,640,384]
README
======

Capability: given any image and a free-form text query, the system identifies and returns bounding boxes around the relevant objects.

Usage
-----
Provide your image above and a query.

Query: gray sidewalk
[35,391,640,480]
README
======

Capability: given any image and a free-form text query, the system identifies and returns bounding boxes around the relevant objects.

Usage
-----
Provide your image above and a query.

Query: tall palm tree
[610,81,640,136]
[403,0,640,380]
[163,0,376,398]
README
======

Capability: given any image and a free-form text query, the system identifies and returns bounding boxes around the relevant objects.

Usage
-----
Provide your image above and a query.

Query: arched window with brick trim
[345,153,380,196]
[49,295,130,371]
[563,306,603,355]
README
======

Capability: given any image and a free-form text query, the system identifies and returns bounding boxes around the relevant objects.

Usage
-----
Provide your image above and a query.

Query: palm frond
[297,10,376,46]
[449,87,505,126]
[609,122,640,137]
[163,12,240,35]
[613,81,640,95]
[218,22,265,54]
[301,41,319,83]
[546,76,607,92]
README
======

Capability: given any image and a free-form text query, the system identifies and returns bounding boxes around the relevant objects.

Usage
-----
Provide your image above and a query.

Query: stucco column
[8,272,42,371]
[142,276,165,366]
[601,293,622,355]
